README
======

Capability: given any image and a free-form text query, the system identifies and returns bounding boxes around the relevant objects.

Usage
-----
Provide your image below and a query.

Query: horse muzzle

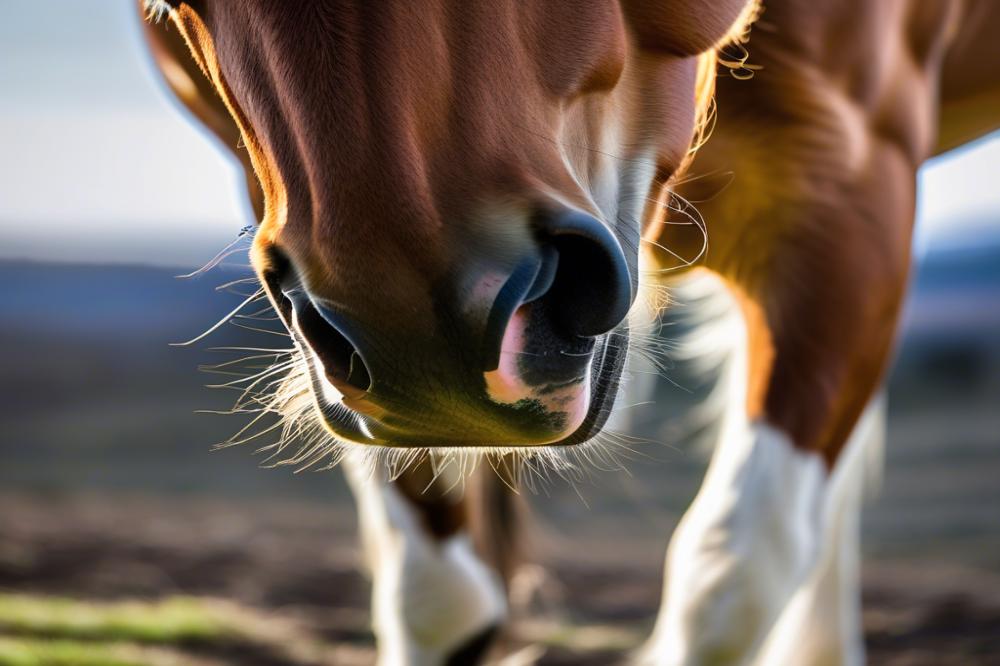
[261,209,636,448]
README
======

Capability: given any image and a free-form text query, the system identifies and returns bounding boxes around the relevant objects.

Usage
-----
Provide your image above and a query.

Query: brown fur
[645,0,1000,465]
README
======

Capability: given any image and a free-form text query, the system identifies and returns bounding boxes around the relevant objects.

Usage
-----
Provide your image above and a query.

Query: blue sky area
[1,2,998,267]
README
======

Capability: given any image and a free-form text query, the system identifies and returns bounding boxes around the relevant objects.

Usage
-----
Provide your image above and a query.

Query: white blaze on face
[483,306,591,437]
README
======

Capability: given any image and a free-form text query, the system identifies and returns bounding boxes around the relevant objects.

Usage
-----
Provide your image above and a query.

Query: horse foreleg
[755,394,885,666]
[640,198,906,664]
[641,390,883,666]
[342,456,507,666]
[637,273,829,665]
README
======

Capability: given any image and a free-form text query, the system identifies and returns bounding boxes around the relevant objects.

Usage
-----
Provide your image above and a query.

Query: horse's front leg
[343,456,508,666]
[637,273,831,665]
[639,143,913,662]
[639,261,900,665]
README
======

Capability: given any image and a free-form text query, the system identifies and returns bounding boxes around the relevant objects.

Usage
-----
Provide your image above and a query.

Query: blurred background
[1,3,998,665]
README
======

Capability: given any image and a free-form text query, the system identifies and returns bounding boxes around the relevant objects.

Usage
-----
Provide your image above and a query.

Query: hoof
[444,625,499,666]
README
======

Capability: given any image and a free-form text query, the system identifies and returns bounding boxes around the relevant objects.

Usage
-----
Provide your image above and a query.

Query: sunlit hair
[640,0,760,308]
[143,0,173,22]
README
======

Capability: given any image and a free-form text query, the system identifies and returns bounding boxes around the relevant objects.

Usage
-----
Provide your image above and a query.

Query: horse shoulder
[935,0,1000,153]
[651,0,949,459]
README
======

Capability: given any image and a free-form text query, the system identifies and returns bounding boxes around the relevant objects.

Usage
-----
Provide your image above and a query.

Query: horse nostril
[538,210,635,338]
[288,294,372,392]
[481,211,635,372]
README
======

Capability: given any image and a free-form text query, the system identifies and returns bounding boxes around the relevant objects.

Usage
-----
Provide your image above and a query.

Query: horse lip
[300,326,629,449]
[550,325,629,447]
[289,326,376,443]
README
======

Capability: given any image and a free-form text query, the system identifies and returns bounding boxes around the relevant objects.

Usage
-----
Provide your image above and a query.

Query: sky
[1,2,998,268]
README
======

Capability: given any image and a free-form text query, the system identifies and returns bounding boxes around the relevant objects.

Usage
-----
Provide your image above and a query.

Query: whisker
[228,321,290,337]
[175,225,255,279]
[215,276,261,292]
[170,289,265,347]
[207,346,296,353]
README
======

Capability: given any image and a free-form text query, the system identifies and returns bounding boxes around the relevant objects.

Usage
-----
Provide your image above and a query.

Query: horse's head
[155,0,753,449]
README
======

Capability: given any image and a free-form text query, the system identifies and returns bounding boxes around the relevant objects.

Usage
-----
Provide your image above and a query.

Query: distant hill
[903,241,1000,334]
[0,259,256,343]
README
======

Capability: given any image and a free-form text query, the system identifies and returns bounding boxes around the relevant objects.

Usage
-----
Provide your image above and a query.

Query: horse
[139,1,1000,663]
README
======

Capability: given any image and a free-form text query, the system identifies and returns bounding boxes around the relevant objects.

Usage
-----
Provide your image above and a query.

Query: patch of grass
[0,594,367,666]
[0,595,235,645]
[0,636,174,666]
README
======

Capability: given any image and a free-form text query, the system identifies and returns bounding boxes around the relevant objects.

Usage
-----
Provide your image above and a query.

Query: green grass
[0,638,150,666]
[0,595,235,645]
[0,593,358,666]
[0,592,642,664]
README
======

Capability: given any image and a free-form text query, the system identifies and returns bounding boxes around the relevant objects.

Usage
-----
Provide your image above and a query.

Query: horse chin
[304,326,629,451]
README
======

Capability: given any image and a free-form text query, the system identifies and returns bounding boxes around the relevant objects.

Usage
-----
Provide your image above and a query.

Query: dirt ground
[1,492,998,666]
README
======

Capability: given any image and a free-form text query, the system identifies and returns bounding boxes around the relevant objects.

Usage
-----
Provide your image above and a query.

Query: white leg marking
[755,394,885,666]
[640,421,827,665]
[638,274,827,665]
[343,457,507,666]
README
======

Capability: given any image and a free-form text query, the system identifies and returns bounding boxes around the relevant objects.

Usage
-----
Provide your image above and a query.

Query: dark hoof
[444,625,499,666]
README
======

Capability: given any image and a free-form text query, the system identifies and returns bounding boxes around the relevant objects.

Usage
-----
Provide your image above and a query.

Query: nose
[275,276,373,395]
[262,208,635,446]
[482,210,635,371]
[538,210,635,337]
